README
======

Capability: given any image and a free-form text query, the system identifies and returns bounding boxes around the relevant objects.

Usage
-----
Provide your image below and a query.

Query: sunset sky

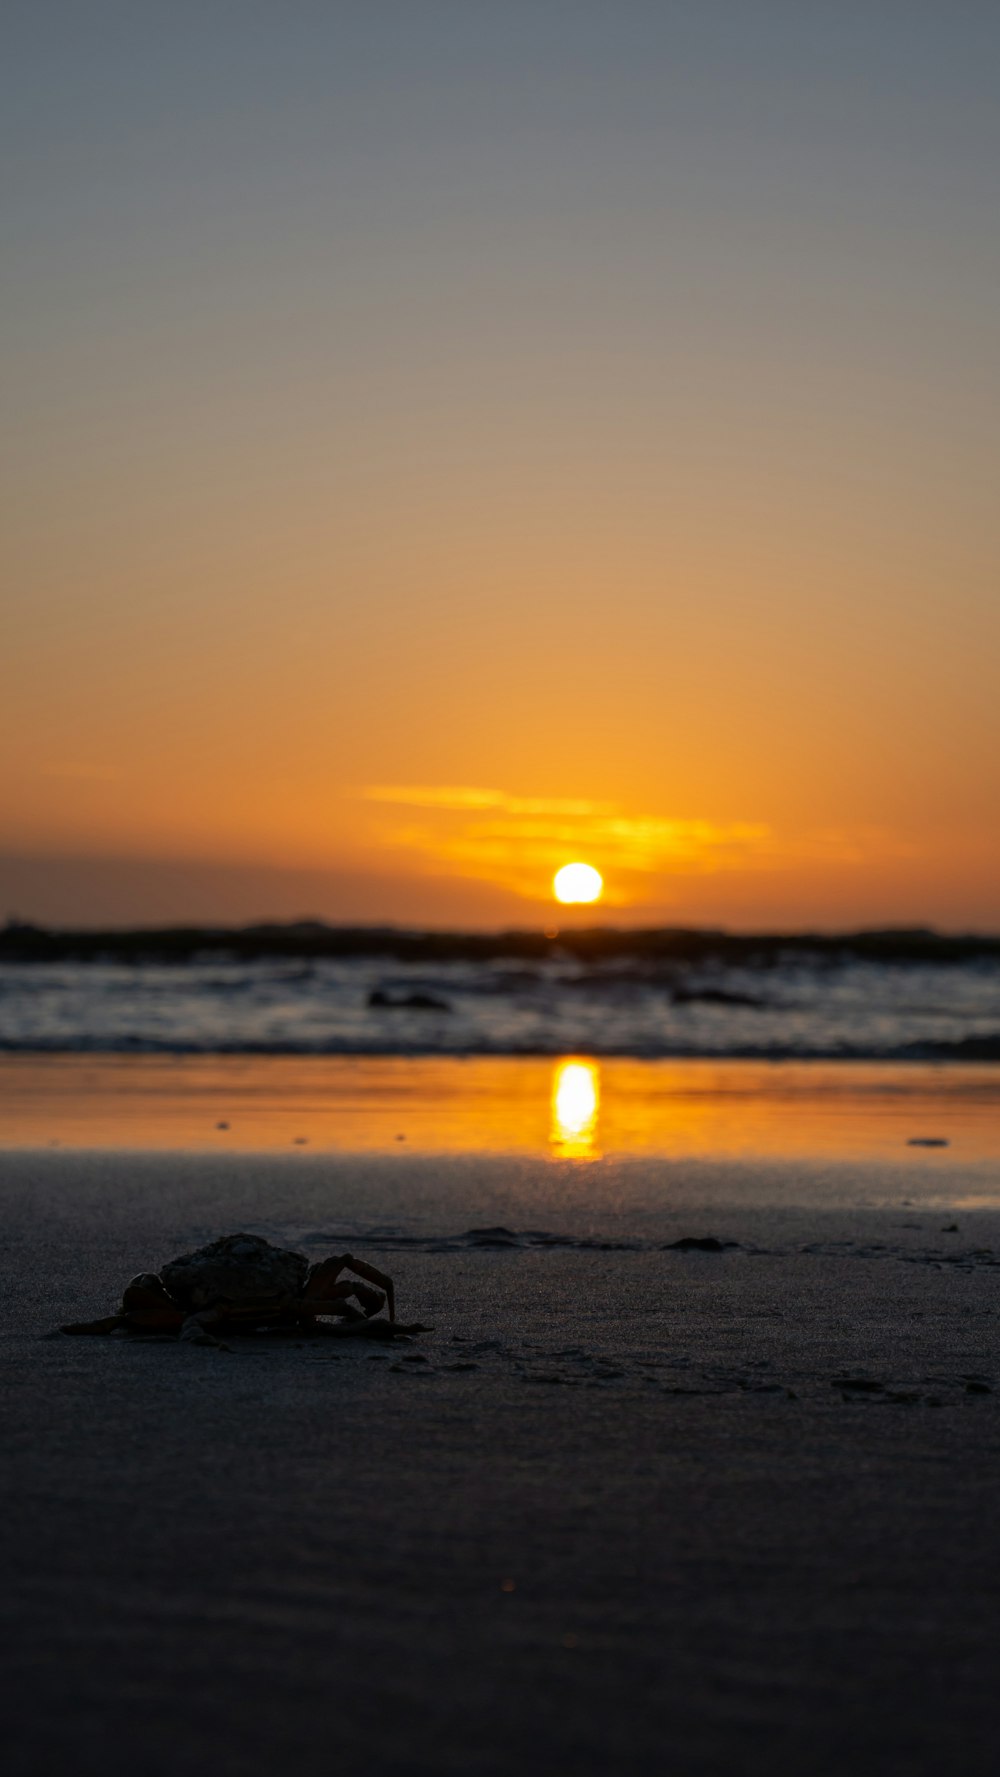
[3,2,998,929]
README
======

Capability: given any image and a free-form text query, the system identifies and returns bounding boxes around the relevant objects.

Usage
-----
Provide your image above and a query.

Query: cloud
[359,783,779,901]
[362,785,610,817]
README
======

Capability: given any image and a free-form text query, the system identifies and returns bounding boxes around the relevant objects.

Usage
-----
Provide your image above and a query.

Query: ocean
[2,931,998,1058]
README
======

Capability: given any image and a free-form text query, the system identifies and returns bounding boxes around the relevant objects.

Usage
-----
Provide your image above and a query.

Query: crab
[61,1234,429,1343]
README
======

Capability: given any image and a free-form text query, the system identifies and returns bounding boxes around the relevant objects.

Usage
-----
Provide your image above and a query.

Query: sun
[553,862,603,905]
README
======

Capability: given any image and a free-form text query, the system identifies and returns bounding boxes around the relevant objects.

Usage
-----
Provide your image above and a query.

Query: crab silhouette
[62,1234,429,1343]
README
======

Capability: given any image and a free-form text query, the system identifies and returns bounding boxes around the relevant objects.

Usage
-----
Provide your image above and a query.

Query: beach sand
[3,1066,1000,1775]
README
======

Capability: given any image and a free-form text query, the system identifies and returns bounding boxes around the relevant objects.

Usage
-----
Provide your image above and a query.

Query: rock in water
[160,1234,309,1310]
[665,1236,732,1253]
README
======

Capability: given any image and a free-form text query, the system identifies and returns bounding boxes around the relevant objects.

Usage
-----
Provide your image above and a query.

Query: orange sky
[3,6,999,930]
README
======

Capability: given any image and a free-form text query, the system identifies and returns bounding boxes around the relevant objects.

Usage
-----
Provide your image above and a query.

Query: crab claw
[120,1273,185,1332]
[343,1256,395,1322]
[305,1254,396,1321]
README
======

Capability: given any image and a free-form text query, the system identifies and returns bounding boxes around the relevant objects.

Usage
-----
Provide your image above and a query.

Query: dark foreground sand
[2,1148,1000,1776]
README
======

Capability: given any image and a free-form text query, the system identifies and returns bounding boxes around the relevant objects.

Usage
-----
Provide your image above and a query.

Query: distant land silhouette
[2,919,998,967]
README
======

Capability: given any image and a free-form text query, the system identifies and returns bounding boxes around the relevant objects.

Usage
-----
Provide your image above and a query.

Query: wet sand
[4,1052,1000,1163]
[3,1133,1000,1777]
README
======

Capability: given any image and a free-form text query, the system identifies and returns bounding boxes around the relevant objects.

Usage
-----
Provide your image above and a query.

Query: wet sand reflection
[2,1054,1000,1169]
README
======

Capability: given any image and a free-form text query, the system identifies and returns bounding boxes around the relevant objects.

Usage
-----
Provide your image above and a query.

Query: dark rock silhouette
[671,987,766,1007]
[368,989,452,1012]
[664,1236,735,1253]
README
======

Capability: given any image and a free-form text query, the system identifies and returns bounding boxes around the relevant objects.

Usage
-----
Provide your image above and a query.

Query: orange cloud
[361,785,610,817]
[357,785,917,906]
[360,784,779,901]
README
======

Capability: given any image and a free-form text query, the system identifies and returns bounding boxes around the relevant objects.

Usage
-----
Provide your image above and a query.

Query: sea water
[1,950,997,1059]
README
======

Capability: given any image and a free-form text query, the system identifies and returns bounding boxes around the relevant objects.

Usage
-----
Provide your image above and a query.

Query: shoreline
[2,1052,999,1165]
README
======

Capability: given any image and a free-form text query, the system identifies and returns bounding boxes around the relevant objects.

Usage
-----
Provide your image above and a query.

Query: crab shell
[157,1234,308,1313]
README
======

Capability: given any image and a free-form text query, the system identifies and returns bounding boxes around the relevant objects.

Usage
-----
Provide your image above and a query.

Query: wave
[3,941,997,1059]
[298,1226,736,1253]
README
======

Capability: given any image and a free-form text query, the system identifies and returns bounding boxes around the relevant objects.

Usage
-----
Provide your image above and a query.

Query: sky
[3,1,999,930]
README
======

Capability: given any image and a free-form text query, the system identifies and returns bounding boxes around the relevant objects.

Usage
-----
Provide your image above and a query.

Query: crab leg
[300,1295,365,1323]
[300,1278,361,1313]
[305,1255,396,1321]
[301,1282,386,1320]
[179,1308,227,1345]
[303,1255,350,1294]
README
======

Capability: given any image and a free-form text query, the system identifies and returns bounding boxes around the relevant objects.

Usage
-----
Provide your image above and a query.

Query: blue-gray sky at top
[3,2,999,927]
[6,2,999,306]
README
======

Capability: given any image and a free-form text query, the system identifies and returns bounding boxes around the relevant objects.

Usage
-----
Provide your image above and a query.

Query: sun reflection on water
[551,1058,601,1158]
